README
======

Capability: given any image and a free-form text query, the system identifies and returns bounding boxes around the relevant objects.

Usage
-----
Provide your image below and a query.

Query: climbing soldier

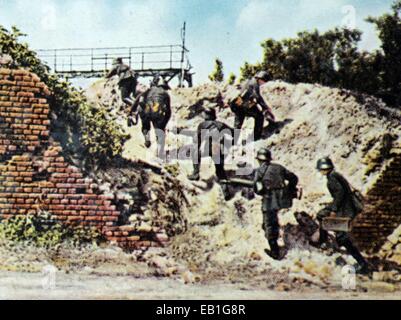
[106,57,138,109]
[188,107,234,198]
[254,148,299,260]
[316,157,370,275]
[230,71,275,142]
[129,77,172,157]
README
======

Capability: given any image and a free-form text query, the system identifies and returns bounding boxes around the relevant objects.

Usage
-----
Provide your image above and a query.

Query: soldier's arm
[284,167,299,192]
[164,95,172,120]
[106,66,118,79]
[130,91,146,114]
[328,177,345,213]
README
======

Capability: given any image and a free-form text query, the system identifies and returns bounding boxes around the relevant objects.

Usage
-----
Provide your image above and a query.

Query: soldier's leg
[141,115,152,148]
[234,112,245,145]
[120,83,134,107]
[214,144,227,181]
[262,197,280,258]
[336,232,369,272]
[317,208,331,244]
[153,117,168,159]
[188,144,201,181]
[253,111,264,141]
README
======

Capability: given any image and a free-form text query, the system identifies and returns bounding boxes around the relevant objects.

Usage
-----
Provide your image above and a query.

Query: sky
[0,0,395,85]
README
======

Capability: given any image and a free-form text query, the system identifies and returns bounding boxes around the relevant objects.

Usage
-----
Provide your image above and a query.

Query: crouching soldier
[254,148,299,260]
[106,58,138,109]
[130,78,171,157]
[230,71,275,142]
[316,157,370,274]
[188,107,234,198]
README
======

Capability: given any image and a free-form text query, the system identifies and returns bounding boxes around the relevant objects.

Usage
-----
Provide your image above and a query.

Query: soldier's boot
[342,239,371,275]
[143,130,151,148]
[318,229,329,245]
[188,164,200,181]
[266,239,281,260]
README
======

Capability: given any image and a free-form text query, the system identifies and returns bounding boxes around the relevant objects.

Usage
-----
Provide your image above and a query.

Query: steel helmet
[255,71,269,82]
[316,157,334,170]
[256,148,272,162]
[112,57,123,65]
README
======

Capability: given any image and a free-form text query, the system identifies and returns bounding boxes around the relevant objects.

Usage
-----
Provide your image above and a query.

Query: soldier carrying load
[315,157,370,275]
[229,71,275,142]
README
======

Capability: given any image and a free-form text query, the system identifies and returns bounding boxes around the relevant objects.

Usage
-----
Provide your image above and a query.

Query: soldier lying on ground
[229,71,275,142]
[129,77,172,158]
[106,57,138,109]
[316,157,370,275]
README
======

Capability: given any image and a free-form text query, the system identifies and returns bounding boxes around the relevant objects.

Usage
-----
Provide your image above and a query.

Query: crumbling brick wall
[352,143,401,253]
[0,68,168,250]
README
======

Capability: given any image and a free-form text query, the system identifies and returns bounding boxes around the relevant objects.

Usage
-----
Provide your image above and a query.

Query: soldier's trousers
[317,208,368,267]
[140,111,171,156]
[262,209,280,242]
[234,108,264,141]
[192,142,227,181]
[119,78,137,106]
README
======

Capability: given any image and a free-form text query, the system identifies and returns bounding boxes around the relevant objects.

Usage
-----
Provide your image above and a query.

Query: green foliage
[0,212,103,248]
[0,25,128,166]
[367,1,401,105]
[78,102,130,164]
[239,1,401,108]
[239,61,261,82]
[227,72,236,85]
[209,58,224,82]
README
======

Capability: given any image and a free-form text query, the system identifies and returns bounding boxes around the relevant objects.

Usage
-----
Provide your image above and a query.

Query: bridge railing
[37,44,191,75]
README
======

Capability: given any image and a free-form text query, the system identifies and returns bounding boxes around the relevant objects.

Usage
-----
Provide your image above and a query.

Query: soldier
[130,77,172,156]
[106,57,138,108]
[188,107,234,186]
[254,148,298,260]
[316,157,370,274]
[230,71,275,141]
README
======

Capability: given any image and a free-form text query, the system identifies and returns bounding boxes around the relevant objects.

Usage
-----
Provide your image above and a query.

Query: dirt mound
[85,78,401,287]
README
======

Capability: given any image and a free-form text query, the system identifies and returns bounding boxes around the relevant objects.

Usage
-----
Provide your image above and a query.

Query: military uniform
[230,77,274,141]
[190,119,234,181]
[254,159,298,258]
[133,84,171,154]
[316,159,369,273]
[107,60,138,106]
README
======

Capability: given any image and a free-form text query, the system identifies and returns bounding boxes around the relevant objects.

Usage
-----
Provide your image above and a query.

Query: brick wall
[0,68,168,250]
[352,143,401,253]
[0,69,50,159]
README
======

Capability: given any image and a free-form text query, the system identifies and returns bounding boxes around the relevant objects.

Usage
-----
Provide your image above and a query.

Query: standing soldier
[130,78,171,156]
[230,71,275,141]
[106,57,138,108]
[188,107,234,185]
[316,157,370,274]
[254,148,298,260]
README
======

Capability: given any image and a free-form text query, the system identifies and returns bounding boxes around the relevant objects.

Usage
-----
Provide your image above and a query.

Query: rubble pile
[379,226,401,266]
[85,77,401,287]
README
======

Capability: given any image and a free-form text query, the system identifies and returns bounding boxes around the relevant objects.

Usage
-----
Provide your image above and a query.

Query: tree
[227,72,236,85]
[209,58,224,82]
[367,0,401,105]
[237,1,401,108]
